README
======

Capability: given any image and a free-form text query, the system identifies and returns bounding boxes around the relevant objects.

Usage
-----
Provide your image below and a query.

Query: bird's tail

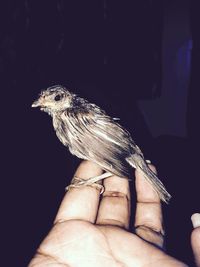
[127,155,171,204]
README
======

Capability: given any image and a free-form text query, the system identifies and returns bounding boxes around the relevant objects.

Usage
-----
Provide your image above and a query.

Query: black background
[1,0,200,266]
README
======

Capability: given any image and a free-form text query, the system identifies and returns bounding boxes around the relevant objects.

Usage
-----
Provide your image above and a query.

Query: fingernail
[191,213,200,228]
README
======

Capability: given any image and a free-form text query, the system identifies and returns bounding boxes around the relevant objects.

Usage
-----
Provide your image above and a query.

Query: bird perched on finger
[32,85,171,203]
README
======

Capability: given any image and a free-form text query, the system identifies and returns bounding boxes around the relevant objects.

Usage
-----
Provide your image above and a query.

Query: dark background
[1,0,200,266]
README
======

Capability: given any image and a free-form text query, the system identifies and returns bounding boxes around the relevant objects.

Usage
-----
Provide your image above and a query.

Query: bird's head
[32,85,73,114]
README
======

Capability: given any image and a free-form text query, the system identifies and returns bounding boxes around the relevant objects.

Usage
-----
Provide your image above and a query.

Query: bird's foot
[66,181,104,194]
[65,176,105,193]
[65,172,113,194]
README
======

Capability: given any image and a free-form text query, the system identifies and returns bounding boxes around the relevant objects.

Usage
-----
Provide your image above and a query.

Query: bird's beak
[32,98,43,108]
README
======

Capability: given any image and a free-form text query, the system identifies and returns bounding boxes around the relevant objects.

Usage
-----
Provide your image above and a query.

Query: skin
[29,161,188,267]
[191,226,200,267]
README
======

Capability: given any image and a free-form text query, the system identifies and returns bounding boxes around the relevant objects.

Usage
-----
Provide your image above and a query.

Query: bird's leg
[82,172,113,184]
[66,172,113,194]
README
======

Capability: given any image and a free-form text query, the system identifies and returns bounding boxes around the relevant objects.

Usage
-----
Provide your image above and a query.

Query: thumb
[191,213,200,267]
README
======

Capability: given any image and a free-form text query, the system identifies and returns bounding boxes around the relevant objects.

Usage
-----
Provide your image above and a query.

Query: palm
[29,161,187,267]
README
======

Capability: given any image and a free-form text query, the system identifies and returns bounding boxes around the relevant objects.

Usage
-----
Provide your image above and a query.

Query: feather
[54,107,132,177]
[127,154,171,203]
[33,85,172,203]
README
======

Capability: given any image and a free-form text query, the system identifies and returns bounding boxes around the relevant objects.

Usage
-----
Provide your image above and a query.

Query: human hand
[28,161,188,267]
[191,213,200,267]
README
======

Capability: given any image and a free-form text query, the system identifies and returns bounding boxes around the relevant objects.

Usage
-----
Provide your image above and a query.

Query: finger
[191,213,200,267]
[96,174,131,229]
[134,165,164,248]
[55,160,103,224]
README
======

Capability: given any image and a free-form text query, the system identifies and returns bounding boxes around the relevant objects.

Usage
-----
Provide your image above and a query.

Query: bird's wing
[61,107,139,177]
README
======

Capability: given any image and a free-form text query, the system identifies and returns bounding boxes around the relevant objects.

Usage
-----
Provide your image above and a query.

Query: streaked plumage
[32,85,171,203]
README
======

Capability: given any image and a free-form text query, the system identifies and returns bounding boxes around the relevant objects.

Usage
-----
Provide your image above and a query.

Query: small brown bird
[32,85,171,203]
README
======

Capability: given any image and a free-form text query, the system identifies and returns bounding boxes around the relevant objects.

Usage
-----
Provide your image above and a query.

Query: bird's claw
[65,176,105,194]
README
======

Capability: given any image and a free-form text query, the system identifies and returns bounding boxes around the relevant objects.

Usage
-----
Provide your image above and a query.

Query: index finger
[54,161,103,224]
[134,165,164,248]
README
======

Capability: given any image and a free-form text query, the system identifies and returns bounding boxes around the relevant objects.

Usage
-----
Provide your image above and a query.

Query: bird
[32,85,171,203]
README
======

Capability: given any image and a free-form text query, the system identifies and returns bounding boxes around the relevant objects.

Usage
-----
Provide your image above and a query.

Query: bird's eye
[54,94,63,101]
